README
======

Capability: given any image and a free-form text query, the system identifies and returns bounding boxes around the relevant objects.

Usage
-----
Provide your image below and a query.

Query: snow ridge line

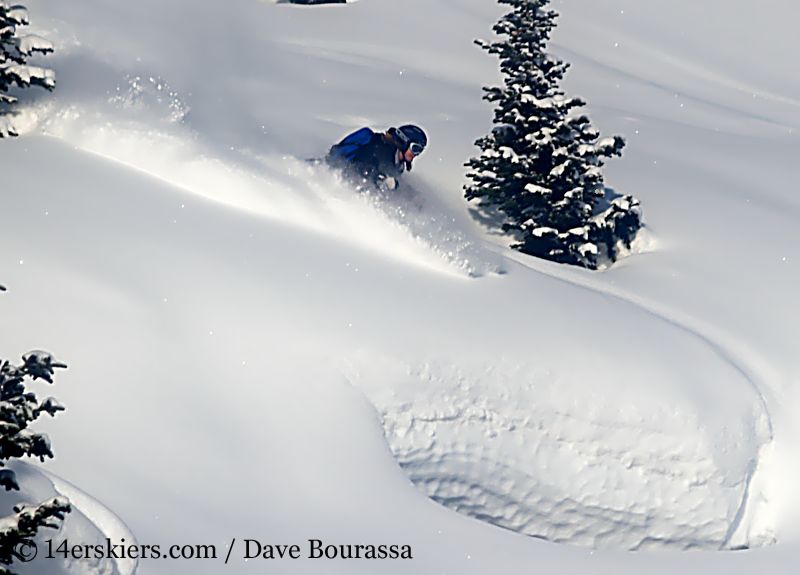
[723,458,758,549]
[502,250,776,547]
[42,469,139,575]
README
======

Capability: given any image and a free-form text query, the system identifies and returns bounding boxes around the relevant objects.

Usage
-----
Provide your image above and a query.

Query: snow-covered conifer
[0,351,70,573]
[1,2,54,137]
[0,497,70,573]
[465,0,641,269]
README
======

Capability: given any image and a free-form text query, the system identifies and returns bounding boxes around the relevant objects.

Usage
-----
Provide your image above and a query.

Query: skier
[326,124,428,192]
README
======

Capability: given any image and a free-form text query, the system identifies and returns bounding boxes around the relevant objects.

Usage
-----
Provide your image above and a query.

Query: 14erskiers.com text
[42,538,412,561]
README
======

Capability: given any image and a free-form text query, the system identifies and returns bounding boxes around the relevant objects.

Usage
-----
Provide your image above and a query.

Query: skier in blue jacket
[326,124,428,191]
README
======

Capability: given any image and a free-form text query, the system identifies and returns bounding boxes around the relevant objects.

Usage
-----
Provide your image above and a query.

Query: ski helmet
[391,124,428,154]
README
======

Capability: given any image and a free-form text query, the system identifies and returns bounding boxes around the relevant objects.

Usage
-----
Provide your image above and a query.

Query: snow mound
[345,352,773,551]
[4,463,137,575]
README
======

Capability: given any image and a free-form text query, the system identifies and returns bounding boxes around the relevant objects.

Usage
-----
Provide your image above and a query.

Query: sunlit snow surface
[2,0,800,573]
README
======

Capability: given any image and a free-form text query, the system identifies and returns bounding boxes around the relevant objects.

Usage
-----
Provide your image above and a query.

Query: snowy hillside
[2,0,799,573]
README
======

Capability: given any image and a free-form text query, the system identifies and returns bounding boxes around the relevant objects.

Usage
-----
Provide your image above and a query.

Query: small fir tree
[465,0,641,269]
[1,2,54,138]
[0,350,70,574]
[0,497,71,573]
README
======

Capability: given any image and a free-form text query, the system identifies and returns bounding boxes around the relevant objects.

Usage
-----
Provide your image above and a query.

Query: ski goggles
[407,142,426,156]
[393,128,426,155]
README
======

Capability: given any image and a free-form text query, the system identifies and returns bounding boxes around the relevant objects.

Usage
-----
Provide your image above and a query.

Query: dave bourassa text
[242,539,413,560]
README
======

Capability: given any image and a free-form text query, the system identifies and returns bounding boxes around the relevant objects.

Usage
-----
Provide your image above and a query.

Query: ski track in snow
[28,98,503,280]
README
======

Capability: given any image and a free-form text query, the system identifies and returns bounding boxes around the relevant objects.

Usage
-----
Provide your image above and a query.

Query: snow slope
[2,0,799,572]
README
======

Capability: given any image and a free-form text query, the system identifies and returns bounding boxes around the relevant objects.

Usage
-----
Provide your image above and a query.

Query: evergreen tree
[0,497,71,574]
[1,1,54,138]
[465,0,641,269]
[0,350,70,573]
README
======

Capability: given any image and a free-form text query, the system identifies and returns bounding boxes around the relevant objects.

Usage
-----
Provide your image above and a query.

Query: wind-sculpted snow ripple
[345,356,773,551]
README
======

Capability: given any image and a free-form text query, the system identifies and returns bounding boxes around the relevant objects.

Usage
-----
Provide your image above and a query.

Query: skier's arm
[374,151,405,190]
[379,175,397,190]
